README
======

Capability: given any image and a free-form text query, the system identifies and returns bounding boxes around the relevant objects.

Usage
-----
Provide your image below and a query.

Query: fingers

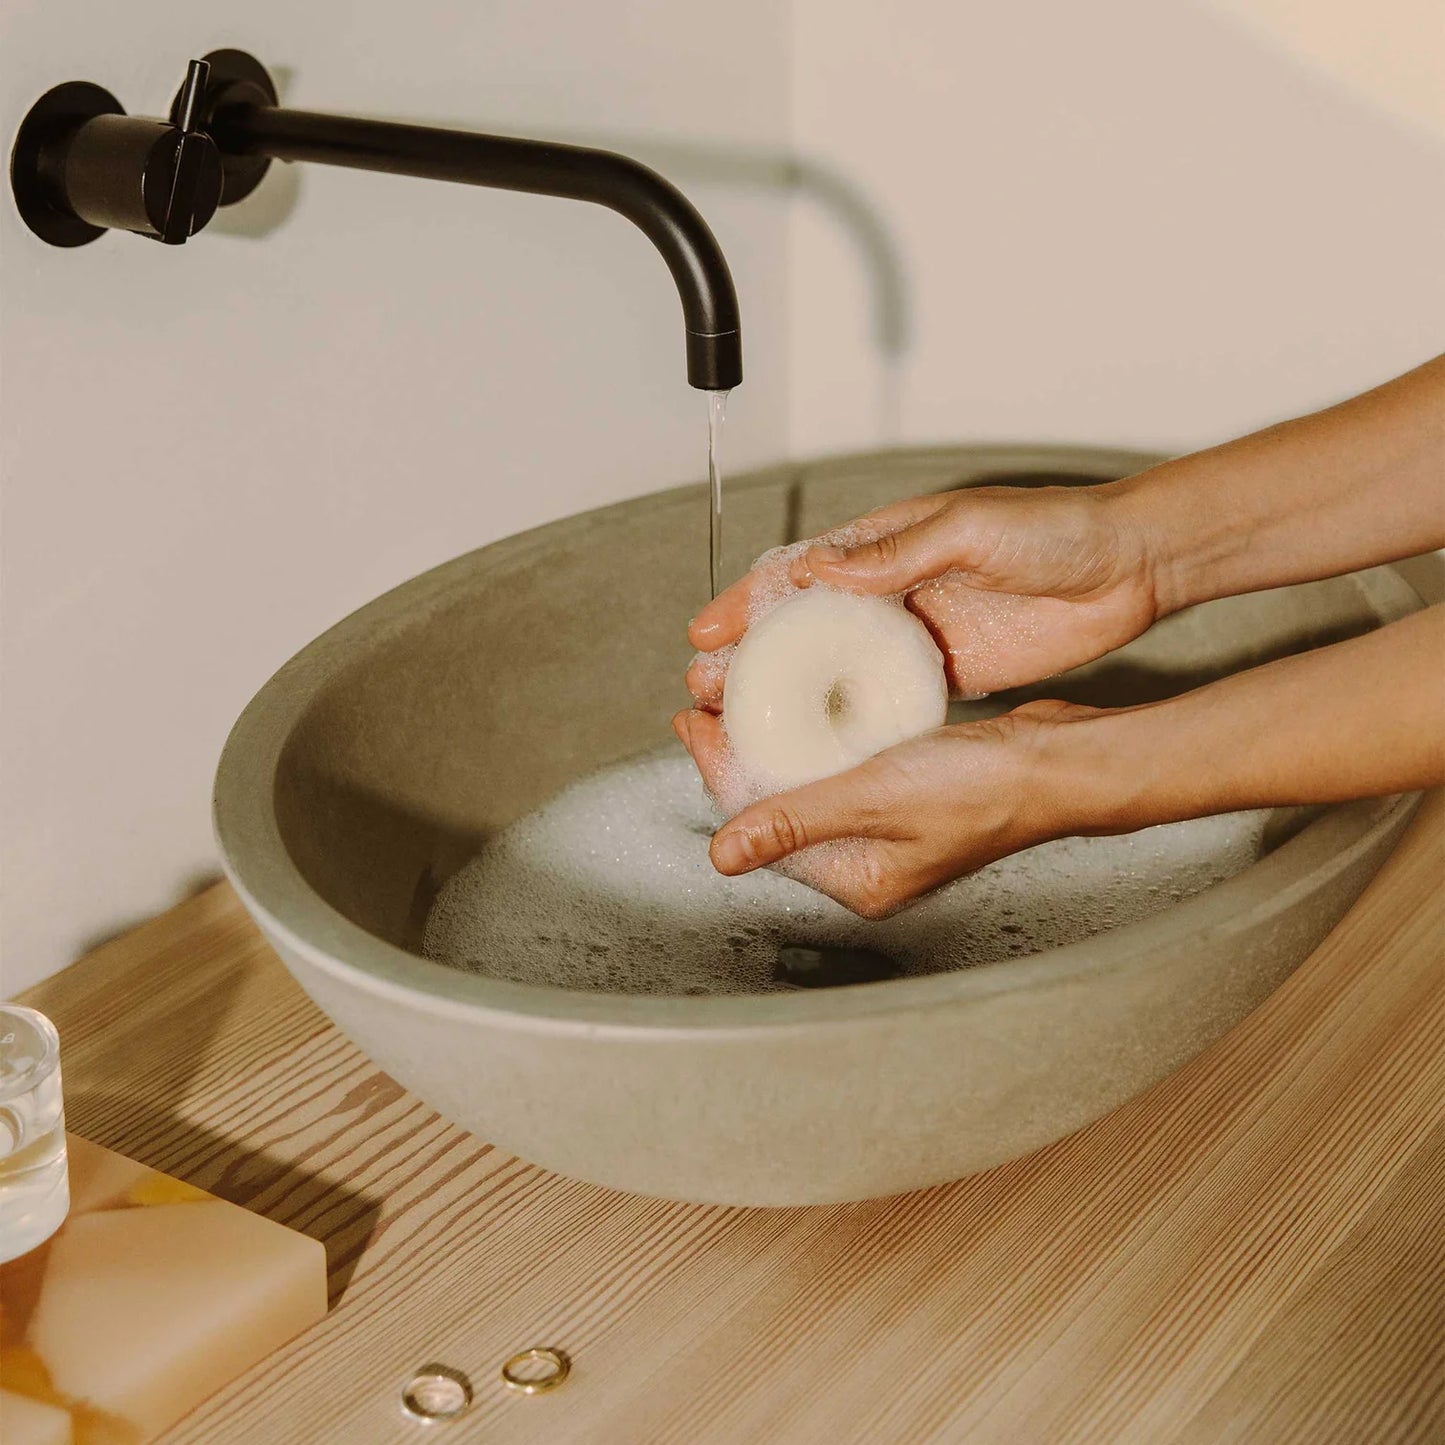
[1009,698,1105,725]
[687,573,753,651]
[708,769,879,877]
[843,493,950,538]
[672,711,1037,917]
[673,708,733,794]
[689,496,950,649]
[792,506,963,595]
[675,708,879,875]
[684,659,717,710]
[685,647,731,712]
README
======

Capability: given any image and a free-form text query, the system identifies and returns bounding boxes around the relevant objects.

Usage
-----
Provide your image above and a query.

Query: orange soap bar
[1,1135,327,1444]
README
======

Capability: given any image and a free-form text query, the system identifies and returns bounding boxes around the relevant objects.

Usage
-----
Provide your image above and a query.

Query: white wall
[0,1,792,992]
[788,0,1445,456]
[5,0,1444,993]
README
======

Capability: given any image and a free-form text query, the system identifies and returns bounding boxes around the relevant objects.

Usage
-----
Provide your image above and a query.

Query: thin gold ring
[501,1346,571,1396]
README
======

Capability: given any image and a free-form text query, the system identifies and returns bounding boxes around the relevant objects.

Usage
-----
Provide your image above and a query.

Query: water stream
[707,389,729,598]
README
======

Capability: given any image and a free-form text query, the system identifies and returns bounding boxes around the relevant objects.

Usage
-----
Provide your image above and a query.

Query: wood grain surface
[18,793,1444,1444]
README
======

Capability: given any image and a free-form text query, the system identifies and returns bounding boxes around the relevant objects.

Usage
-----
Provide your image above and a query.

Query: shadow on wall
[785,0,1445,455]
[218,129,909,357]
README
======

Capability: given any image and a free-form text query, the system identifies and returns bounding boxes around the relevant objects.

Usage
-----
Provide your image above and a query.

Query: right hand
[687,480,1162,707]
[673,698,1107,917]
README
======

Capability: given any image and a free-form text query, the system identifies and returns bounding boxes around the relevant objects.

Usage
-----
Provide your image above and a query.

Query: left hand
[685,482,1162,709]
[672,699,1103,917]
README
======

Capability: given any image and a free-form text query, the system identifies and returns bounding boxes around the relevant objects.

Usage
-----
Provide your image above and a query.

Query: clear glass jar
[0,1005,69,1262]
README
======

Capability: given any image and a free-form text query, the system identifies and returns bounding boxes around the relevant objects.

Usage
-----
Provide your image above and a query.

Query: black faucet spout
[10,49,742,390]
[213,102,743,391]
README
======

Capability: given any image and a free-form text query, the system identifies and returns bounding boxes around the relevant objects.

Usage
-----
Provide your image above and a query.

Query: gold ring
[501,1346,571,1396]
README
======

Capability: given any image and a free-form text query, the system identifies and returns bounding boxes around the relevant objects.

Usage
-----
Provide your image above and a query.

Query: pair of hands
[678,358,1445,915]
[674,482,1164,917]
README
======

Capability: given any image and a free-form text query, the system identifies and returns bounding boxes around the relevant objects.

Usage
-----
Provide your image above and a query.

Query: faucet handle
[11,58,223,247]
[156,59,218,244]
[173,58,209,135]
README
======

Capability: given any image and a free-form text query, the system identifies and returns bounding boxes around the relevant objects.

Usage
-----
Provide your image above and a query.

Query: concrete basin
[214,445,1422,1204]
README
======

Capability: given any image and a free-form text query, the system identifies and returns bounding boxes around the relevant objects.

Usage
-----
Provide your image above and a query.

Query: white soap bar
[724,589,948,792]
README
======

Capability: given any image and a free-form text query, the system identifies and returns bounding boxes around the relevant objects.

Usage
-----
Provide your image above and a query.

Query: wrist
[1101,456,1241,619]
[1027,700,1215,838]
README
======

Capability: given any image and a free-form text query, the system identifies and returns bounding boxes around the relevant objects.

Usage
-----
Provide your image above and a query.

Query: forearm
[1053,605,1445,830]
[1107,355,1445,615]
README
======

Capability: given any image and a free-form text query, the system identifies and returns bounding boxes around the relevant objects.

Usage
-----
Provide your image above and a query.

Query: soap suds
[423,746,1271,997]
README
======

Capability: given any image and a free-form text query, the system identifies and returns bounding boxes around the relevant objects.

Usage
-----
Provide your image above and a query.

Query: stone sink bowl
[214,445,1422,1206]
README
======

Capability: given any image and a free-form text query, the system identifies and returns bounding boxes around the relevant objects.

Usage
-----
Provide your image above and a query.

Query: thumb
[797,511,961,594]
[710,774,877,876]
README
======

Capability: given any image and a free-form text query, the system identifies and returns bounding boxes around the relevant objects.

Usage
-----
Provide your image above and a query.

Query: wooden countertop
[19,793,1444,1444]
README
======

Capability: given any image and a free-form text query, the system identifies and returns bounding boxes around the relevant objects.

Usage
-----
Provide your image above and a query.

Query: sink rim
[214,444,1424,1036]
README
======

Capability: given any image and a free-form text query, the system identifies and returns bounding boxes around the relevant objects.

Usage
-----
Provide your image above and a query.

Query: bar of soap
[724,589,948,791]
[0,1135,328,1444]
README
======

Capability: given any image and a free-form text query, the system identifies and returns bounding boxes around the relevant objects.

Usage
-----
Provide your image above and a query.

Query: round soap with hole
[722,588,948,793]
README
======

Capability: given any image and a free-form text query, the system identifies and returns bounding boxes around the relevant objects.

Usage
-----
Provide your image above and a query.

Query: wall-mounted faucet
[9,49,742,391]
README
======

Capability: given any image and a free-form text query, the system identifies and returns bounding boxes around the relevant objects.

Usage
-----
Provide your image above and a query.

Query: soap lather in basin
[215,445,1423,1206]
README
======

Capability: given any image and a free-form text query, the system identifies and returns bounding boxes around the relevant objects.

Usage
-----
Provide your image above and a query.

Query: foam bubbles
[742,520,896,626]
[423,746,1272,997]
